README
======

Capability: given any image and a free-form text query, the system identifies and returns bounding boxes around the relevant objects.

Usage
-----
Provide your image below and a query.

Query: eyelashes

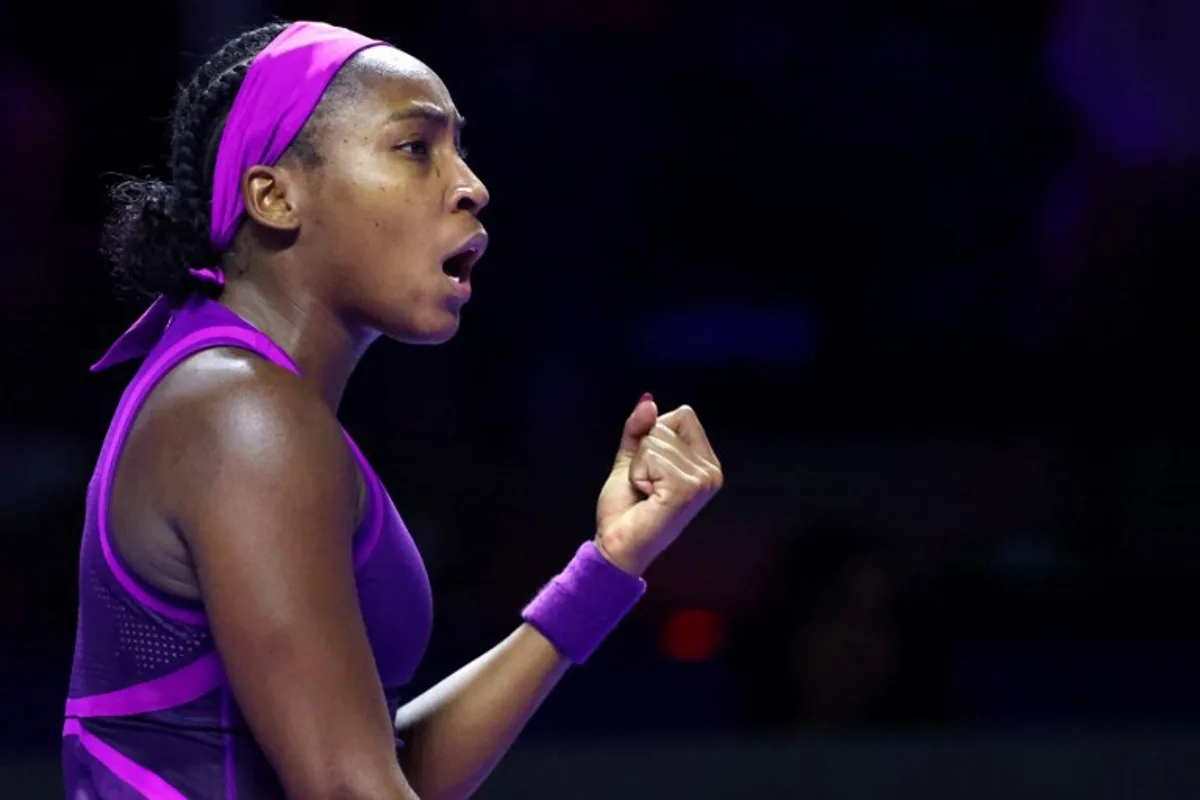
[395,140,429,157]
[394,140,469,161]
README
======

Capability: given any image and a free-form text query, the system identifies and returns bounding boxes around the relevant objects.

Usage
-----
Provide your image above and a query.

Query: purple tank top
[63,295,433,799]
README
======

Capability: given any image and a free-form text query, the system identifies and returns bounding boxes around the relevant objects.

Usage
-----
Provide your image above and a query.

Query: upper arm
[169,363,412,799]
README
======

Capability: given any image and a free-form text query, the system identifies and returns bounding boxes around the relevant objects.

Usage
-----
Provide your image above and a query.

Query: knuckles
[695,463,724,493]
[702,464,724,492]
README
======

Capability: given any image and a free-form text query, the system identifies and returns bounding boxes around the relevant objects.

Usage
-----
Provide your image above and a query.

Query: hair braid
[102,23,289,302]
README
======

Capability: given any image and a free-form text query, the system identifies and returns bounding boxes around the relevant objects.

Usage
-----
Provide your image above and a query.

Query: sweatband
[522,542,647,664]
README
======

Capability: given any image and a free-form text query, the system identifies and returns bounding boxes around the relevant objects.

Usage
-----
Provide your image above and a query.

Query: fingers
[630,420,723,501]
[649,425,717,486]
[643,437,706,487]
[652,407,723,491]
[656,405,720,470]
[645,449,704,495]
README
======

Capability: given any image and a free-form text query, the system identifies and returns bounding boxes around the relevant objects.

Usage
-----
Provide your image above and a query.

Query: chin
[385,314,462,346]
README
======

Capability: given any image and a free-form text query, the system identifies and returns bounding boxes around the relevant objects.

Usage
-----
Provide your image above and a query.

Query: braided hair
[104,22,336,302]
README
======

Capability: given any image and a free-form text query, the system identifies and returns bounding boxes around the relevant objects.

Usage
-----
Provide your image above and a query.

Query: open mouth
[442,250,476,283]
[441,232,488,284]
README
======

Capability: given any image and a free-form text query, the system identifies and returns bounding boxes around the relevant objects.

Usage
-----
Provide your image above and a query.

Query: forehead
[346,46,456,117]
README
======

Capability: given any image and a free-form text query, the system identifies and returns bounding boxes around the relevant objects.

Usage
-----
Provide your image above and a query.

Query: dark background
[3,0,1200,796]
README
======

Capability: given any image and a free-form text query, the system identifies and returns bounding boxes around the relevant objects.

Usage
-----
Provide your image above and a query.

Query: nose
[449,164,490,215]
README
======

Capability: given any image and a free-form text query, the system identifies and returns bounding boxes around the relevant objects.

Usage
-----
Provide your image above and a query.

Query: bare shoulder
[118,347,358,559]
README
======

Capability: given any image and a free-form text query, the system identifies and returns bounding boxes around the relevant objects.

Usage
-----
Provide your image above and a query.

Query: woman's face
[288,47,490,345]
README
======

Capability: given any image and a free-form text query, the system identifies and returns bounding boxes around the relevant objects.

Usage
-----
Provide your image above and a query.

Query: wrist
[520,541,646,664]
[592,535,648,578]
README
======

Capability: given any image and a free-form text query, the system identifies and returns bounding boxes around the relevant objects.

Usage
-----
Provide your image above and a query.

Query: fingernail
[639,392,654,404]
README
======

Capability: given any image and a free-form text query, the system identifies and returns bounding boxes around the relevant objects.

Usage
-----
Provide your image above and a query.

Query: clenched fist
[594,394,723,576]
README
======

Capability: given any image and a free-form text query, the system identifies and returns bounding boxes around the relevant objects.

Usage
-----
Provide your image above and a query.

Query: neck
[217,278,373,410]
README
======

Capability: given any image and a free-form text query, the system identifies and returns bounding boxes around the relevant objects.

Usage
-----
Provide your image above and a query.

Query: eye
[395,140,430,157]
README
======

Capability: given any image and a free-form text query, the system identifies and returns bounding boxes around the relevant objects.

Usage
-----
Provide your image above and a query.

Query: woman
[65,20,722,800]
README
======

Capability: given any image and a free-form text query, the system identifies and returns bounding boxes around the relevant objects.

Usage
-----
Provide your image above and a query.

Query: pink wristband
[522,542,647,664]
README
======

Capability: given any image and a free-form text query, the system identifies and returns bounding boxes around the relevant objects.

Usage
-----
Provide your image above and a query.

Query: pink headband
[209,21,385,250]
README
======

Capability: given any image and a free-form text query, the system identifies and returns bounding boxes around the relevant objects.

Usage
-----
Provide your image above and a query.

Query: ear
[240,165,301,234]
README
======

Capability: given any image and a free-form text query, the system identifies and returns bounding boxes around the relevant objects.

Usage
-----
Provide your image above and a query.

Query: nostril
[455,192,484,214]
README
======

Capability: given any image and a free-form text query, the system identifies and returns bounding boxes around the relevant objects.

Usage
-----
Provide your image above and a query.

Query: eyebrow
[386,103,466,130]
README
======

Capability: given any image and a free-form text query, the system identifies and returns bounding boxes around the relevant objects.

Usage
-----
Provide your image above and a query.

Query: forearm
[395,624,569,800]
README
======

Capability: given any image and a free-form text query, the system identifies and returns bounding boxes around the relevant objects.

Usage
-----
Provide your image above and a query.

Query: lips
[441,230,489,284]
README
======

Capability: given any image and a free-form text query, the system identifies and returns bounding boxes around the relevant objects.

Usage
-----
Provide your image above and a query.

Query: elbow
[292,767,417,800]
[326,785,414,800]
[323,782,394,800]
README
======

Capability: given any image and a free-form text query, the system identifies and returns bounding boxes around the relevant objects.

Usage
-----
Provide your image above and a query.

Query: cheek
[312,191,413,281]
[318,148,403,222]
[306,152,442,296]
[335,174,424,254]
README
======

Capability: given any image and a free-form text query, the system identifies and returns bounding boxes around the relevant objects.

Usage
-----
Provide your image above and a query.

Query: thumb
[613,393,658,469]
